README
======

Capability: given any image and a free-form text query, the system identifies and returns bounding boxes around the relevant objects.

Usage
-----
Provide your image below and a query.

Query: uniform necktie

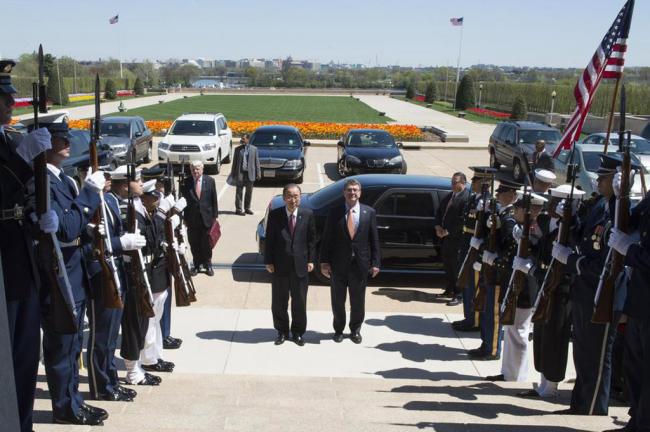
[195,178,201,199]
[347,208,356,239]
[288,213,295,237]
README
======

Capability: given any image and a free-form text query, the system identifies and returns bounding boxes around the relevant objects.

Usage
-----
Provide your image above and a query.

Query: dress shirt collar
[286,206,298,219]
[345,201,360,214]
[47,163,62,179]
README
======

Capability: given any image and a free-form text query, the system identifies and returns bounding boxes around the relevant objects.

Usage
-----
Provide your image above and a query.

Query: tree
[105,79,117,100]
[455,75,475,110]
[405,82,415,99]
[133,77,144,96]
[46,66,69,105]
[124,77,130,90]
[510,95,528,120]
[424,81,437,103]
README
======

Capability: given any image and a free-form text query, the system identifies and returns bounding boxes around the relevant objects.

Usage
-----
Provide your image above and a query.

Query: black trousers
[441,235,461,294]
[271,271,308,336]
[187,223,212,268]
[235,179,254,212]
[120,281,149,361]
[330,266,367,334]
[624,315,650,431]
[533,290,571,383]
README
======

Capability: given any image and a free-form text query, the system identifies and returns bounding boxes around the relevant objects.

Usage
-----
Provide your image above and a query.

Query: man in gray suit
[229,134,260,216]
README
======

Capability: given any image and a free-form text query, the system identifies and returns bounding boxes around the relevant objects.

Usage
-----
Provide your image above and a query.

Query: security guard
[41,121,108,425]
[606,168,650,430]
[551,154,630,415]
[452,167,494,331]
[0,59,54,432]
[467,177,519,361]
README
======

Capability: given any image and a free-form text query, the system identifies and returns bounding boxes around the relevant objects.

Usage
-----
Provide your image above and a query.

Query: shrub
[424,81,437,103]
[133,77,144,96]
[405,82,415,99]
[455,75,475,110]
[46,68,69,105]
[510,95,528,120]
[105,79,117,100]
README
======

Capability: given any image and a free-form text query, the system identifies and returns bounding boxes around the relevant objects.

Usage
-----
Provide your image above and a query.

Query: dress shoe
[350,332,363,344]
[163,336,182,349]
[81,403,109,421]
[143,359,174,373]
[455,324,480,332]
[333,333,344,343]
[475,354,500,361]
[116,385,137,399]
[190,267,198,276]
[446,295,462,306]
[292,334,305,346]
[434,290,454,299]
[467,347,488,357]
[236,210,246,216]
[516,389,541,398]
[131,373,161,386]
[205,266,214,276]
[274,332,287,345]
[100,389,133,402]
[552,408,577,415]
[54,410,104,426]
[485,374,505,382]
[245,209,254,215]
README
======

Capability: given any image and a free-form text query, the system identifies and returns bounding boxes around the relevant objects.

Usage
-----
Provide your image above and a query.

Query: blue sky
[4,0,649,67]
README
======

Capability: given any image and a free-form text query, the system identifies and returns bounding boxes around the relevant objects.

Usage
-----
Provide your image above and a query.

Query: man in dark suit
[229,134,260,216]
[434,172,470,305]
[181,160,218,276]
[320,179,381,344]
[264,184,316,346]
[532,140,555,173]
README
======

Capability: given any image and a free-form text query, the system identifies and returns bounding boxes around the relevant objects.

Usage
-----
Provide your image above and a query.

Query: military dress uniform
[455,190,481,329]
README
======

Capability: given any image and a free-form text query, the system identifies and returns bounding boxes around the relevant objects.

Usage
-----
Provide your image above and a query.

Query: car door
[554,148,570,182]
[373,188,438,270]
[136,118,148,156]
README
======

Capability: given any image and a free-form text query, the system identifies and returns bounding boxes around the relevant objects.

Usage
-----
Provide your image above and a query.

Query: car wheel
[513,158,524,182]
[337,158,347,178]
[490,150,500,169]
[143,142,152,163]
[215,150,221,174]
[223,141,232,164]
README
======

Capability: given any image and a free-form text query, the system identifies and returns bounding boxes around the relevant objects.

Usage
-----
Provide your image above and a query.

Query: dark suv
[100,116,153,164]
[488,121,561,181]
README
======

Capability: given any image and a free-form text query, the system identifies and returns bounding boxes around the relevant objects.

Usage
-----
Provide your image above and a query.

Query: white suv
[158,113,233,174]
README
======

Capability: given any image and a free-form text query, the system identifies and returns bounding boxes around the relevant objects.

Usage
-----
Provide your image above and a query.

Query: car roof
[347,174,452,190]
[500,121,557,131]
[575,143,607,152]
[102,116,141,123]
[586,132,646,140]
[175,113,222,121]
[253,125,300,133]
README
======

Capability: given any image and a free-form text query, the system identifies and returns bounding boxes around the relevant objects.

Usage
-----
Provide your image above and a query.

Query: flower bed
[68,120,424,141]
[467,107,510,119]
[68,93,95,103]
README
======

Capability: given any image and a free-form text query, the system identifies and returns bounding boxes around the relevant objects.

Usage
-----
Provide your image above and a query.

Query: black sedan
[62,129,117,183]
[251,125,310,183]
[256,174,452,283]
[337,129,406,177]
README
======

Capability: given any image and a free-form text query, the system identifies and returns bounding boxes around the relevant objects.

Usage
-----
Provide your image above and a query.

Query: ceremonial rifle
[593,85,631,323]
[125,148,155,318]
[33,44,77,332]
[88,74,123,309]
[174,157,197,301]
[473,176,497,313]
[532,148,578,323]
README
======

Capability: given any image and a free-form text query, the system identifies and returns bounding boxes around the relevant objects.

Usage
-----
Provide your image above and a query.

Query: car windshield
[347,131,395,148]
[251,131,301,148]
[170,120,215,136]
[69,130,90,157]
[519,130,561,144]
[100,122,130,137]
[582,151,643,172]
[609,137,650,154]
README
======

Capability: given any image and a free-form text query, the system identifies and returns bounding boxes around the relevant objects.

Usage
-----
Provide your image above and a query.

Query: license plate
[263,170,276,178]
[178,155,190,162]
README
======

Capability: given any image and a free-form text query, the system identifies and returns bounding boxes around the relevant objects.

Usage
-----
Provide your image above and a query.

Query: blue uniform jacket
[82,193,124,280]
[623,192,650,319]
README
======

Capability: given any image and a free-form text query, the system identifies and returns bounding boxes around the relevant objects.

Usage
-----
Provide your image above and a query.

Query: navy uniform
[40,123,106,424]
[0,59,42,432]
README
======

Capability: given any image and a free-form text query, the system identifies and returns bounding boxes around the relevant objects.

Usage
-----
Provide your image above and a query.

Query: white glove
[556,199,578,218]
[16,128,52,163]
[472,261,482,272]
[476,199,485,211]
[171,214,180,231]
[469,236,483,250]
[158,195,173,213]
[482,250,498,266]
[39,209,58,234]
[608,227,635,256]
[84,170,106,193]
[86,222,106,238]
[551,243,572,264]
[173,197,187,212]
[486,216,501,229]
[513,256,534,274]
[177,242,187,256]
[613,170,636,198]
[512,225,523,241]
[120,233,146,251]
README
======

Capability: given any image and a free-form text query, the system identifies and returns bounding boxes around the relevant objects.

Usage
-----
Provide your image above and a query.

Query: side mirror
[337,141,344,147]
[135,131,142,137]
[219,131,228,136]
[396,142,403,148]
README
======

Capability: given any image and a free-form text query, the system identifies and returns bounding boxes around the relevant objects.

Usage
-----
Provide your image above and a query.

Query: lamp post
[478,83,483,108]
[550,90,557,125]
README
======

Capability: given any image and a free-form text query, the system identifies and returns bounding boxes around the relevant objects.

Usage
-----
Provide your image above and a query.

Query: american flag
[109,14,119,24]
[553,0,635,158]
[450,17,463,26]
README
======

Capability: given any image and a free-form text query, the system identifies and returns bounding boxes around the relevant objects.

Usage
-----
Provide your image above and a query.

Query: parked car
[251,125,309,183]
[582,132,650,172]
[337,129,406,177]
[553,143,647,200]
[641,122,650,141]
[256,174,453,283]
[157,113,233,174]
[60,129,116,184]
[489,121,562,182]
[99,116,152,164]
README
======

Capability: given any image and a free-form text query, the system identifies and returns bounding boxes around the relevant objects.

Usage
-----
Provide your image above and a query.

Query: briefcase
[209,220,221,249]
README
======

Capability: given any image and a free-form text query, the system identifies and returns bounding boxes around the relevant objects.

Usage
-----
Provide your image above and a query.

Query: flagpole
[602,78,621,155]
[453,22,464,109]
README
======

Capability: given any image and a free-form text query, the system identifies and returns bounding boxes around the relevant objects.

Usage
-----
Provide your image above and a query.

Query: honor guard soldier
[607,169,650,431]
[41,122,109,425]
[550,154,635,415]
[0,59,54,432]
[452,167,495,331]
[533,169,556,194]
[467,177,519,361]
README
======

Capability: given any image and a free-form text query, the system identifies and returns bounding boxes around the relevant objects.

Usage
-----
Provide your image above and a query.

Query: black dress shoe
[54,410,104,426]
[552,408,577,415]
[190,267,198,276]
[292,334,305,346]
[116,385,137,399]
[446,295,462,306]
[100,389,133,402]
[205,266,214,276]
[236,210,246,216]
[350,332,363,344]
[142,359,174,373]
[516,389,541,398]
[274,333,287,345]
[81,403,109,421]
[245,209,254,215]
[333,333,344,343]
[467,348,487,357]
[131,373,161,386]
[434,290,454,299]
[475,354,500,361]
[485,374,505,382]
[163,336,182,350]
[455,324,480,332]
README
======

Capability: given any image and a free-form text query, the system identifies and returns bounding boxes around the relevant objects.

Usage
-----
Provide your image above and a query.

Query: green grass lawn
[12,94,163,116]
[107,95,393,123]
[396,96,502,125]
